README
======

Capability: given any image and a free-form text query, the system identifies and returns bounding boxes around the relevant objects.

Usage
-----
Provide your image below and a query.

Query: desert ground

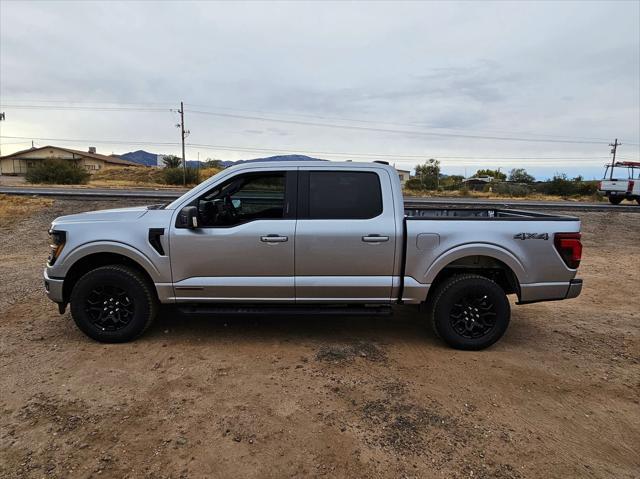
[0,198,638,479]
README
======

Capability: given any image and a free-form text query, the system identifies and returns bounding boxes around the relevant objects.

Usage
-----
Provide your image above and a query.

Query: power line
[0,104,169,113]
[3,98,622,143]
[1,98,175,106]
[184,109,612,145]
[184,102,619,143]
[0,135,613,165]
[2,101,628,146]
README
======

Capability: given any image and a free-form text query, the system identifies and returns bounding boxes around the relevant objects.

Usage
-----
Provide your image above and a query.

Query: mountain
[119,152,326,168]
[120,150,162,166]
[220,154,326,167]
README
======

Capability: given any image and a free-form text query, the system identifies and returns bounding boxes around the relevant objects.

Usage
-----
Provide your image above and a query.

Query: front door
[294,168,397,302]
[169,169,296,302]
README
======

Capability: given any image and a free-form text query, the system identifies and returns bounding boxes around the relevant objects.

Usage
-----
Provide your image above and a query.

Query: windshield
[603,164,639,180]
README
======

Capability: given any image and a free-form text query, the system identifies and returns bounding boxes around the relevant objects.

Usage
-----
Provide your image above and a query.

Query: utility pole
[178,101,187,185]
[0,112,5,158]
[609,138,620,179]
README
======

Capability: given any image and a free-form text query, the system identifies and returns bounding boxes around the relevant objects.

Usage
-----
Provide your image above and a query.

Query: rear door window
[306,171,382,219]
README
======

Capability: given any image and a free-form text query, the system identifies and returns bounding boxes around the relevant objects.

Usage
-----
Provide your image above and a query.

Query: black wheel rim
[85,285,134,331]
[449,293,497,339]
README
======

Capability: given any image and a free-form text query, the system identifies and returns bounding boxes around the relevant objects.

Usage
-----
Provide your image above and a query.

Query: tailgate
[600,180,629,192]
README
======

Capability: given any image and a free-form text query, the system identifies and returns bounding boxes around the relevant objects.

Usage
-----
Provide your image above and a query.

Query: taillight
[597,181,602,190]
[554,233,582,269]
[627,180,635,193]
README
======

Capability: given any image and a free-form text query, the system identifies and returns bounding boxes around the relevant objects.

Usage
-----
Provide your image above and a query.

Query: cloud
[1,0,638,180]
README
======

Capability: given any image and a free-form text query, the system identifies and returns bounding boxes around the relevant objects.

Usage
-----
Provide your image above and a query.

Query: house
[396,168,411,186]
[462,176,493,191]
[0,145,141,175]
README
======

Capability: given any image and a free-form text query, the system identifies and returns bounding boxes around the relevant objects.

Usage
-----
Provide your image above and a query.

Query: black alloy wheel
[70,265,158,343]
[85,284,135,331]
[449,293,497,339]
[428,274,510,350]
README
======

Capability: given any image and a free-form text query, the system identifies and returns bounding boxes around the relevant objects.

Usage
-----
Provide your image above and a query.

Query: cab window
[197,172,286,227]
[307,171,382,219]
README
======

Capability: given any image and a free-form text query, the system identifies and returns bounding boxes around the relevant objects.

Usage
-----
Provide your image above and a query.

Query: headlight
[47,230,66,266]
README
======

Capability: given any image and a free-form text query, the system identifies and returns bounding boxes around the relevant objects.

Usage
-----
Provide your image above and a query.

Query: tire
[608,196,623,205]
[428,274,510,350]
[70,265,158,343]
[636,198,640,206]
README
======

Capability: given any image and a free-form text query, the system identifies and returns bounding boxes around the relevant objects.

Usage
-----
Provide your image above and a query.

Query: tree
[473,169,506,181]
[414,159,441,190]
[439,174,465,190]
[508,168,535,184]
[162,155,182,168]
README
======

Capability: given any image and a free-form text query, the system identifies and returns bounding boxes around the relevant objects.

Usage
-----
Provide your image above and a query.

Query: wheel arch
[424,245,525,302]
[61,250,159,304]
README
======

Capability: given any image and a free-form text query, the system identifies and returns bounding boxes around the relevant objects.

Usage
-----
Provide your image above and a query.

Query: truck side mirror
[178,206,199,229]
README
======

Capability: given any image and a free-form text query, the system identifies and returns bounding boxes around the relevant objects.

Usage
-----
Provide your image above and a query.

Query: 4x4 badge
[514,233,549,240]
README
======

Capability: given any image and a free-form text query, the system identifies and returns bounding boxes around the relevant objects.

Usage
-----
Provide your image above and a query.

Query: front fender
[52,241,163,283]
[423,243,527,285]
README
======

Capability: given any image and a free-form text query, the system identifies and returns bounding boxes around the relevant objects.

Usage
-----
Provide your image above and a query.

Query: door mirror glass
[178,205,199,229]
[232,199,242,210]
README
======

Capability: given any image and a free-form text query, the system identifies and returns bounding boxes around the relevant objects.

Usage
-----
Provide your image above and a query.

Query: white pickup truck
[598,161,640,205]
[44,161,583,350]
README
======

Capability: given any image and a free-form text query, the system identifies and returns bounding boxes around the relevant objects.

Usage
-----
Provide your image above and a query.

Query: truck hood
[53,206,149,225]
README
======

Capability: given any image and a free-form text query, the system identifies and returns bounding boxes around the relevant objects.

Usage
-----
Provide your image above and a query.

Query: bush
[493,182,531,197]
[162,167,200,185]
[25,159,90,184]
[534,175,600,197]
[404,178,425,190]
[575,180,599,196]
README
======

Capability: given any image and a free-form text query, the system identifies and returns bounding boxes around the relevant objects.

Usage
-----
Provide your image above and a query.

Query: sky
[1,0,639,179]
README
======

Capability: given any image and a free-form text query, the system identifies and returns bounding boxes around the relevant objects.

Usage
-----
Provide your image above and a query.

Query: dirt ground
[0,198,638,479]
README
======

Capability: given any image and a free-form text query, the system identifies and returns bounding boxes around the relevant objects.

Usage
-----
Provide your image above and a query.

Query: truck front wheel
[70,265,158,343]
[428,274,510,350]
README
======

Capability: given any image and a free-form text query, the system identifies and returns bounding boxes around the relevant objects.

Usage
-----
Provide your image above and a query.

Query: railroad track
[1,186,639,212]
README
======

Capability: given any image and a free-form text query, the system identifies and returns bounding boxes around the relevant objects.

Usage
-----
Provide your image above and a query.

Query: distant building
[0,146,140,175]
[396,168,411,186]
[462,176,494,191]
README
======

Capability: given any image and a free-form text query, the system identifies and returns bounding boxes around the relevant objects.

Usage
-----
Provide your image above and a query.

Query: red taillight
[597,181,602,190]
[628,180,635,193]
[554,233,582,269]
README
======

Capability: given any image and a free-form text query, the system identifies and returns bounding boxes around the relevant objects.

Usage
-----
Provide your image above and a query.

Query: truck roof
[224,160,397,172]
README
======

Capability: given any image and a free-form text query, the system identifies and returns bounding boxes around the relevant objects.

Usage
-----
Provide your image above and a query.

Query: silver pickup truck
[44,161,583,350]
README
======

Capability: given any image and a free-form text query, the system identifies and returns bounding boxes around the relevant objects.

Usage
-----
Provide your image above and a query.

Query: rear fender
[423,243,527,285]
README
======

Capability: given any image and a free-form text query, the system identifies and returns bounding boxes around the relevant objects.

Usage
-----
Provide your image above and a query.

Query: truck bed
[399,207,581,305]
[404,207,578,221]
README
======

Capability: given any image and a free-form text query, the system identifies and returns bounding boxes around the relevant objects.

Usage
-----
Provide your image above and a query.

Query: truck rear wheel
[608,196,623,205]
[428,274,510,350]
[70,265,158,343]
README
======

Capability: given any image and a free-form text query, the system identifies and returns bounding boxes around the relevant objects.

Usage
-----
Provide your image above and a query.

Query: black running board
[176,304,393,316]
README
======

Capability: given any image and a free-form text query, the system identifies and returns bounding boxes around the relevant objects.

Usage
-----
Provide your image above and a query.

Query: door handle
[362,235,389,243]
[261,234,288,243]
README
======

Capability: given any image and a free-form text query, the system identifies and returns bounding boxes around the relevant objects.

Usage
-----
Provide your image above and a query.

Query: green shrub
[493,182,531,197]
[404,178,426,190]
[534,175,599,197]
[575,180,599,196]
[25,159,90,185]
[162,167,200,185]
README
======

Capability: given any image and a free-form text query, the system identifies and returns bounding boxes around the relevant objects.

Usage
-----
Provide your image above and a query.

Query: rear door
[294,168,397,302]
